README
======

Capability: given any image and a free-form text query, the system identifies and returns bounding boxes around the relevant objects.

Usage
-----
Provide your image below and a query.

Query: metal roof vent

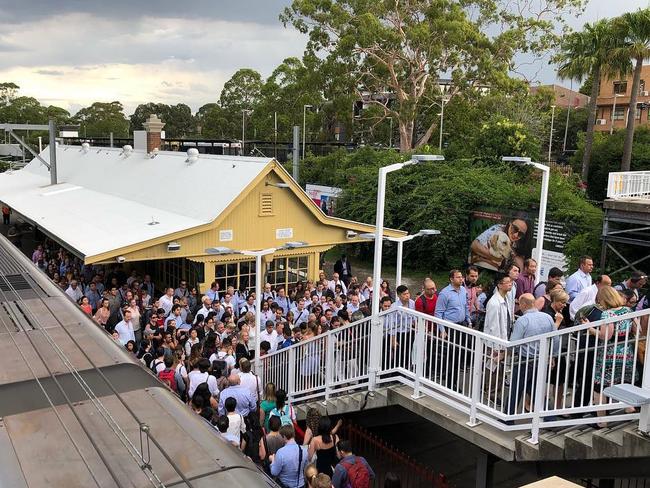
[80,142,90,153]
[185,147,199,165]
[120,145,133,158]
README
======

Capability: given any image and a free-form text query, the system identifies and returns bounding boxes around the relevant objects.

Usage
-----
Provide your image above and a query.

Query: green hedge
[292,148,603,274]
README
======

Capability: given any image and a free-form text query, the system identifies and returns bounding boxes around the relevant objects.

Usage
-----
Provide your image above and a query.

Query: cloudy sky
[0,0,646,116]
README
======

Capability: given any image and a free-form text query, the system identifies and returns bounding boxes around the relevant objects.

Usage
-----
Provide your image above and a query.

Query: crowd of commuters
[26,234,650,479]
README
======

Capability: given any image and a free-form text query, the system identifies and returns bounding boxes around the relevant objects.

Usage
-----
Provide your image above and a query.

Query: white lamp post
[502,157,549,283]
[241,109,252,156]
[205,241,308,366]
[302,104,312,159]
[548,105,556,164]
[367,155,444,391]
[610,94,623,135]
[359,229,440,286]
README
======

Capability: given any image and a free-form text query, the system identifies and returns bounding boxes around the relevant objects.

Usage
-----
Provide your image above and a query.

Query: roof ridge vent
[185,148,199,165]
[120,145,133,158]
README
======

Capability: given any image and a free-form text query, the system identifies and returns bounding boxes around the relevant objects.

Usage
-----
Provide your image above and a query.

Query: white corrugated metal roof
[0,146,272,258]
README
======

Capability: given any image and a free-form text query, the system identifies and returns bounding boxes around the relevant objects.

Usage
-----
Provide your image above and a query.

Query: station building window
[267,255,309,289]
[215,260,256,292]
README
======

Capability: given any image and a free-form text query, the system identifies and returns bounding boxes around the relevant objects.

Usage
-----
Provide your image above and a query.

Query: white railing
[258,307,650,444]
[607,171,650,199]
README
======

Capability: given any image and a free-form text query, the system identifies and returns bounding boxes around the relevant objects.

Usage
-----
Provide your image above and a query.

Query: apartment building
[596,66,650,132]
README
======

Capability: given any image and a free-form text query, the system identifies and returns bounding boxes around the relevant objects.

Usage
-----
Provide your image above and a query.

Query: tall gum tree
[281,0,585,152]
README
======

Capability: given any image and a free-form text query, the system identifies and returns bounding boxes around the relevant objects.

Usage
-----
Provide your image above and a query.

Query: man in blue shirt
[270,425,308,488]
[386,285,416,370]
[435,270,471,390]
[565,255,594,302]
[507,293,558,418]
[217,374,256,417]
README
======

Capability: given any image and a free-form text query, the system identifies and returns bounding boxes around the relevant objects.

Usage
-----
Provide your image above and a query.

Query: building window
[215,260,256,292]
[267,255,309,289]
[640,80,646,95]
[613,81,627,95]
[614,106,625,121]
[637,106,642,120]
[259,193,274,216]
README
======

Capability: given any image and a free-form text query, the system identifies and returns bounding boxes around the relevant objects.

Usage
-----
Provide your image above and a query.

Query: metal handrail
[607,171,650,199]
[258,306,650,444]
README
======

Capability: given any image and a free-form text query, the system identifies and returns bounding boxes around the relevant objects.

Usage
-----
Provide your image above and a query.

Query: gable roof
[0,146,272,258]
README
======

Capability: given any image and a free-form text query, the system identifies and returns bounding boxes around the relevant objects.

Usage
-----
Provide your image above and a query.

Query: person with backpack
[332,439,375,488]
[269,389,304,442]
[157,356,177,393]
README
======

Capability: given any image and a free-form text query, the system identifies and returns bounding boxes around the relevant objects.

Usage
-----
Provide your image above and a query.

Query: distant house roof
[0,146,272,258]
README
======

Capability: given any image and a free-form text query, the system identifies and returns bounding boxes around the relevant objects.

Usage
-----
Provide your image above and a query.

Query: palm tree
[616,9,650,172]
[556,20,623,182]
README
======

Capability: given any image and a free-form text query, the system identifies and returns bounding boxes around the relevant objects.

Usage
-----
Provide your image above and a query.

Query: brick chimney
[142,114,165,154]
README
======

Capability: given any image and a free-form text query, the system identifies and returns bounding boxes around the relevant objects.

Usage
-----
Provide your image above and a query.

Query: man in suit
[334,254,352,287]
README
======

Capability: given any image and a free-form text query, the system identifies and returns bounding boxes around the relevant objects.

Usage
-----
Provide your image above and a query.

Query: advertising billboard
[306,184,342,217]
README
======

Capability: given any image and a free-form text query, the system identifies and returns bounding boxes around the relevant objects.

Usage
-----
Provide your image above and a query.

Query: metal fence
[342,422,448,488]
[607,171,650,199]
[258,307,650,444]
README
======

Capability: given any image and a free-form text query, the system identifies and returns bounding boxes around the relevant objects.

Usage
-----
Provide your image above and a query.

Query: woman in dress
[259,382,277,431]
[307,416,340,477]
[93,298,111,330]
[588,286,638,427]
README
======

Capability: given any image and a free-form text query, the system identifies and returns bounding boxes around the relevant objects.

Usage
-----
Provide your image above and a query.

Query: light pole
[302,104,312,159]
[548,105,556,164]
[502,157,549,283]
[359,230,440,286]
[610,94,623,135]
[241,109,252,156]
[367,154,444,392]
[387,117,393,148]
[563,85,573,153]
[438,96,450,151]
[274,111,278,159]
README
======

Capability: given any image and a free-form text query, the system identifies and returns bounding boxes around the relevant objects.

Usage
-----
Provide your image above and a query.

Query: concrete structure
[0,116,404,291]
[596,65,650,132]
[529,84,589,109]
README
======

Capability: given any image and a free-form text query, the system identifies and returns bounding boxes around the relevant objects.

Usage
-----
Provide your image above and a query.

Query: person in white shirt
[65,280,83,303]
[187,358,219,398]
[485,275,513,342]
[262,283,275,302]
[114,309,135,345]
[565,255,594,302]
[184,328,200,356]
[328,273,348,295]
[260,320,279,352]
[569,275,611,320]
[237,358,262,401]
[274,288,292,318]
[292,298,309,327]
[239,293,256,317]
[159,288,175,316]
[347,294,361,315]
[194,296,212,324]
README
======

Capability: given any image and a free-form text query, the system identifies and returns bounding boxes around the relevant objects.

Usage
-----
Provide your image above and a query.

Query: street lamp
[302,104,313,159]
[359,229,440,286]
[548,105,556,164]
[241,109,252,156]
[610,94,624,135]
[205,241,308,365]
[438,97,450,151]
[502,156,549,283]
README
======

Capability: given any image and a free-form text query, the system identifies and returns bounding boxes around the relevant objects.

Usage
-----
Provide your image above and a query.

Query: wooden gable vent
[259,193,274,216]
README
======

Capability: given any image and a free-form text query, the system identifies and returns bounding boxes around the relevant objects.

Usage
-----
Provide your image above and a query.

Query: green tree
[196,103,229,139]
[73,102,129,138]
[218,69,263,140]
[281,0,584,152]
[474,118,541,160]
[556,19,626,181]
[1,96,46,123]
[45,105,71,125]
[615,9,650,172]
[130,103,195,138]
[0,82,19,106]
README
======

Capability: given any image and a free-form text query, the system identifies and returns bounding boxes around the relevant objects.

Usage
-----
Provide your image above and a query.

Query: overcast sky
[0,0,646,116]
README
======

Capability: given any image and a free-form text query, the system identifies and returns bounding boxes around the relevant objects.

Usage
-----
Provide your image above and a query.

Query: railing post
[325,333,335,403]
[288,347,296,403]
[411,317,426,399]
[528,338,549,445]
[640,319,650,434]
[467,337,484,427]
[368,313,384,392]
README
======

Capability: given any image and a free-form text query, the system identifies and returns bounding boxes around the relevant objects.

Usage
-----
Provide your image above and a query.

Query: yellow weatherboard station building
[0,116,404,291]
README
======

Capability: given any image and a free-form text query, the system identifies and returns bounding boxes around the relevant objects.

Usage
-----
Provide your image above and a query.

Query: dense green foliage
[572,125,650,201]
[129,103,195,138]
[293,148,602,274]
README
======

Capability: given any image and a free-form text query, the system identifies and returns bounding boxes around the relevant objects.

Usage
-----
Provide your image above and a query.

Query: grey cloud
[0,0,292,25]
[35,69,65,76]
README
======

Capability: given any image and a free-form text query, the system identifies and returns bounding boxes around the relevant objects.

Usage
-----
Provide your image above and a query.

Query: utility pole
[292,126,300,183]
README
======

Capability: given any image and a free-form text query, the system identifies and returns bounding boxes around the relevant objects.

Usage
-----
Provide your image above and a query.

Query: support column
[475,451,495,488]
[200,261,216,294]
[600,209,609,272]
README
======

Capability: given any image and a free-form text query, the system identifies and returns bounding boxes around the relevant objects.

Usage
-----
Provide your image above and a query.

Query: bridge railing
[258,307,650,444]
[607,171,650,199]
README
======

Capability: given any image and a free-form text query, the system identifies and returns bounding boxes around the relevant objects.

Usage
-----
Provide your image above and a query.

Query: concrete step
[591,423,625,458]
[622,423,650,458]
[515,433,540,461]
[564,426,596,460]
[539,429,568,460]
